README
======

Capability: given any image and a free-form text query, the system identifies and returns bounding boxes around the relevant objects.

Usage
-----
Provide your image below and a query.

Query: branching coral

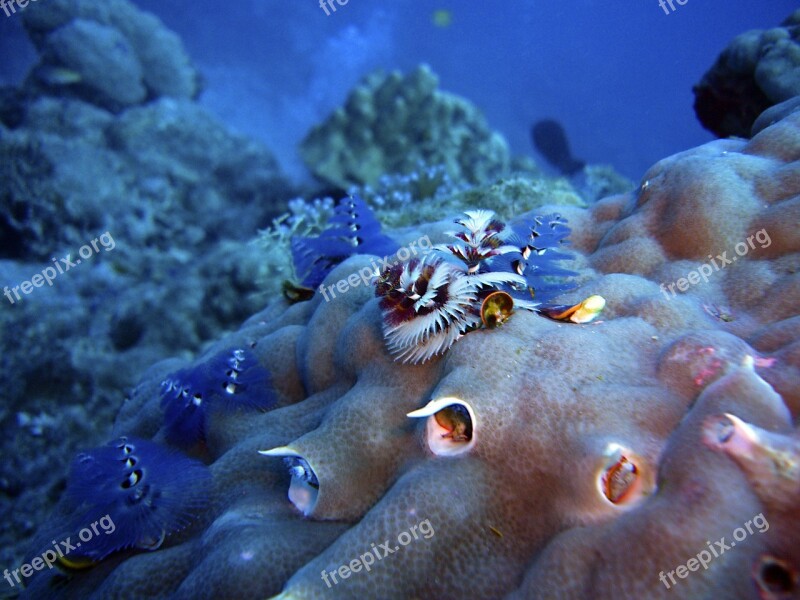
[349,162,464,209]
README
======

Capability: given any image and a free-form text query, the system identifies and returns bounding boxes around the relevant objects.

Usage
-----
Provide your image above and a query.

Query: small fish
[431,9,453,28]
[703,303,734,322]
[531,119,585,176]
[34,64,83,86]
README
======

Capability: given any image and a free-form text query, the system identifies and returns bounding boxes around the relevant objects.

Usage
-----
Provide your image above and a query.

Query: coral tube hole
[754,555,797,599]
[258,447,320,517]
[408,397,476,457]
[596,444,648,508]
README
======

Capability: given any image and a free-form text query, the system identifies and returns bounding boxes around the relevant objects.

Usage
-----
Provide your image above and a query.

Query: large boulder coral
[300,65,511,188]
[693,10,800,138]
[21,0,200,111]
[21,104,800,598]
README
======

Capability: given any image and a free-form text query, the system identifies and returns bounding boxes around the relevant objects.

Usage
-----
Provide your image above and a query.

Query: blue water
[3,0,795,180]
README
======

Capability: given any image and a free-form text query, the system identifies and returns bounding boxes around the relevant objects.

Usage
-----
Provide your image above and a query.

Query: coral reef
[21,0,200,111]
[0,96,289,261]
[578,163,635,203]
[300,65,511,189]
[0,0,292,572]
[22,102,800,599]
[693,9,800,138]
[349,162,466,210]
[377,172,590,229]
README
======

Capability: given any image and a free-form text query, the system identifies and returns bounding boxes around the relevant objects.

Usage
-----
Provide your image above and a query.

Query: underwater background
[1,0,798,181]
[1,0,799,598]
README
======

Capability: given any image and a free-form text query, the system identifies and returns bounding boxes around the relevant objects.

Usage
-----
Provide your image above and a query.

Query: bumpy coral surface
[22,0,201,111]
[24,108,800,600]
[300,65,511,189]
[694,9,800,138]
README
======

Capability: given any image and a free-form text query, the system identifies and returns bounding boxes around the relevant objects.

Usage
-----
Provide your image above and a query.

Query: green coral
[373,173,589,228]
[300,64,510,189]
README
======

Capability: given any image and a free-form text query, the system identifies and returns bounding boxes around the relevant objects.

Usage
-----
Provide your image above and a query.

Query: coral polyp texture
[300,64,510,188]
[24,107,800,599]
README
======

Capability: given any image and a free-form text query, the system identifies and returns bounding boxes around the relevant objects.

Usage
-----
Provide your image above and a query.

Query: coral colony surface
[3,3,799,600]
[17,97,800,598]
[694,10,800,138]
